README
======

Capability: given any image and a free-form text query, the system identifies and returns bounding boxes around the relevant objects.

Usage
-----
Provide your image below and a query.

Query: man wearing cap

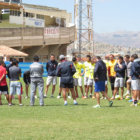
[56,55,78,106]
[30,55,44,106]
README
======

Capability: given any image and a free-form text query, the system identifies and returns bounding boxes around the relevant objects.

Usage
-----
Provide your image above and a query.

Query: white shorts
[84,77,89,86]
[46,76,57,86]
[105,81,108,85]
[73,78,82,87]
[127,79,131,83]
[87,79,95,86]
[131,79,140,90]
[114,77,124,88]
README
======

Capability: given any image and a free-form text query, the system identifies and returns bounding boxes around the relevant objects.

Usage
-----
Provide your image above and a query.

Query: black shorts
[60,82,74,89]
[0,85,8,94]
[25,81,30,85]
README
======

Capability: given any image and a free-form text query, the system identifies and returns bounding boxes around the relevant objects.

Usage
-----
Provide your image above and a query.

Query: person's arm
[71,63,76,75]
[94,63,99,80]
[46,62,49,72]
[56,65,61,77]
[19,68,21,77]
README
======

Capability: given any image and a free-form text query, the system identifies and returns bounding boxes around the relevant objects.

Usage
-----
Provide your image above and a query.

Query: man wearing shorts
[44,54,58,98]
[0,60,9,105]
[130,54,140,107]
[86,57,96,98]
[9,60,22,106]
[56,55,78,106]
[112,56,126,100]
[93,56,113,108]
[72,57,84,98]
[83,55,91,98]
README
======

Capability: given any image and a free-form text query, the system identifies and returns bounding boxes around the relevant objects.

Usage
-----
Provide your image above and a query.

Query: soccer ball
[125,95,131,100]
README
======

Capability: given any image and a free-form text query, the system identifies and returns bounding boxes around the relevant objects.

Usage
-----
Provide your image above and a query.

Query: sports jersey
[73,62,83,79]
[0,65,7,86]
[89,63,95,79]
[83,61,91,77]
[108,60,117,77]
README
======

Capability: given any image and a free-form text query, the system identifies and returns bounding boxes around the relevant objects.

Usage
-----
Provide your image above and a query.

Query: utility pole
[74,0,94,58]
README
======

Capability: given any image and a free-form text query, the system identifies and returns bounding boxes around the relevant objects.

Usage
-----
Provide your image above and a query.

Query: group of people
[0,53,140,108]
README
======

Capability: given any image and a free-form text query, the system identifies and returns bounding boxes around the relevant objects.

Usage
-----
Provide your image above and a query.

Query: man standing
[0,60,9,105]
[112,56,126,100]
[93,56,113,108]
[9,60,22,106]
[108,54,117,95]
[130,54,140,107]
[83,55,91,98]
[72,57,84,98]
[30,55,44,106]
[44,54,58,98]
[56,55,78,106]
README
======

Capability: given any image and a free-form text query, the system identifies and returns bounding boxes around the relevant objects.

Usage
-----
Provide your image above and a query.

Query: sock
[134,100,138,105]
[59,93,61,96]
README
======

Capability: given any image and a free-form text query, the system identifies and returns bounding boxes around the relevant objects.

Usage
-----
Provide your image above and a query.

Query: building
[0,2,75,62]
[9,3,72,28]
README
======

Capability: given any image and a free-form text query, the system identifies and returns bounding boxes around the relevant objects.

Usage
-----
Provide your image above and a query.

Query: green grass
[0,78,140,140]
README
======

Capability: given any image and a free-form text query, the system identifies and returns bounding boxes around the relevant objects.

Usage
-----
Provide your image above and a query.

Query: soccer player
[72,57,84,98]
[108,54,117,95]
[9,60,22,106]
[56,55,78,106]
[44,54,58,98]
[124,55,132,97]
[0,60,9,105]
[93,56,113,108]
[86,57,96,98]
[112,56,126,100]
[83,55,91,98]
[30,56,44,106]
[130,54,140,107]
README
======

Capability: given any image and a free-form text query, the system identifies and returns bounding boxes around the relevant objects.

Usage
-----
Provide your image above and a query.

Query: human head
[33,55,39,62]
[131,54,138,62]
[110,54,115,61]
[118,56,123,63]
[86,55,91,62]
[124,55,130,62]
[0,60,4,66]
[72,57,77,63]
[91,57,97,64]
[59,55,65,61]
[12,59,19,66]
[96,56,101,62]
[50,54,55,61]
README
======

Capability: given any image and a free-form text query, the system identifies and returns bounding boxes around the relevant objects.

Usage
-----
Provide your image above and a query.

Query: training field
[0,79,140,140]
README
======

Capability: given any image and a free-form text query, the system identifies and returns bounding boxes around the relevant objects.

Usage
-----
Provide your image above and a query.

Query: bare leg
[0,95,2,105]
[26,85,29,97]
[102,91,110,101]
[84,85,87,94]
[5,94,9,103]
[52,85,56,95]
[70,88,76,100]
[18,95,22,104]
[113,87,119,99]
[74,86,78,97]
[95,92,100,105]
[62,88,67,101]
[79,86,84,96]
[121,87,124,99]
[86,86,89,97]
[9,95,12,105]
[45,85,50,96]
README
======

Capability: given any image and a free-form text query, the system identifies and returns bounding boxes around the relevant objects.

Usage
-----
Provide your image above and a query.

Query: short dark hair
[118,56,123,60]
[12,59,19,66]
[33,55,39,62]
[110,54,114,58]
[50,54,55,57]
[124,55,130,59]
[72,57,77,62]
[131,54,138,59]
[86,55,91,60]
[96,56,101,60]
[0,60,4,65]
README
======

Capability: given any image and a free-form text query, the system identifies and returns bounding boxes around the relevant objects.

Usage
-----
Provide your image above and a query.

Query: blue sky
[23,0,140,33]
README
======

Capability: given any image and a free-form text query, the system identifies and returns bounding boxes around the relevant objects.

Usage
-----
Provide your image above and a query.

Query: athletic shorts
[114,77,124,88]
[87,78,95,86]
[46,76,57,86]
[131,79,140,90]
[10,81,21,95]
[105,81,108,85]
[73,78,82,87]
[0,85,8,95]
[84,77,89,86]
[95,81,105,92]
[60,82,74,89]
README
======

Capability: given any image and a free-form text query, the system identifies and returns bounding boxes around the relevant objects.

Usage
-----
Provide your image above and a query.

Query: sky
[23,0,140,33]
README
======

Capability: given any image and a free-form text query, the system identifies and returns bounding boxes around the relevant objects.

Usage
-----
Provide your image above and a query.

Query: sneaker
[89,94,92,98]
[101,97,104,100]
[68,96,71,99]
[50,95,54,98]
[130,103,137,107]
[25,96,29,99]
[109,101,113,107]
[19,104,23,106]
[9,104,12,106]
[128,99,133,102]
[92,96,96,99]
[64,101,68,106]
[44,95,47,98]
[93,104,101,108]
[40,104,44,106]
[83,96,88,99]
[35,95,38,99]
[57,95,61,99]
[74,102,78,105]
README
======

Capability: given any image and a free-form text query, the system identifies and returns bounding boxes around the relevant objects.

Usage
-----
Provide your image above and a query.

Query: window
[36,14,44,20]
[24,12,35,18]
